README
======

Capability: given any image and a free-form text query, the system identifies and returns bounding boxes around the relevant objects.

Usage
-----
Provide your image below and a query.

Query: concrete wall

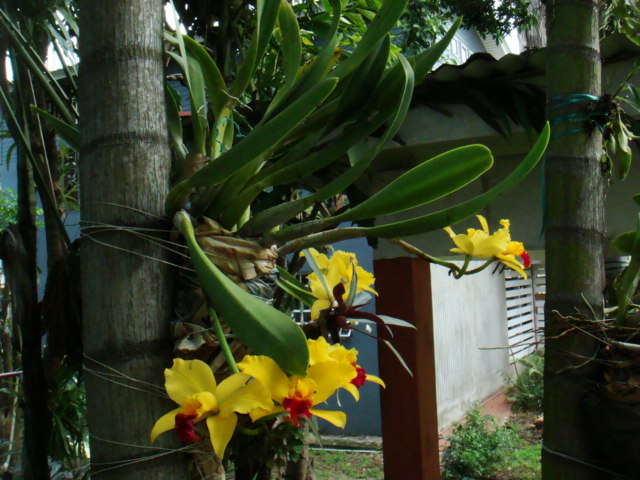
[431,260,510,429]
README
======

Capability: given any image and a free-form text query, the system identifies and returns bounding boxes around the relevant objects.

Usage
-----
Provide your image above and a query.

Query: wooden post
[374,257,440,480]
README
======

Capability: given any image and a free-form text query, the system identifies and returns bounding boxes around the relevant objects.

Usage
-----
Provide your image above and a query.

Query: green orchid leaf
[361,122,550,238]
[165,77,338,215]
[616,214,640,324]
[266,28,341,121]
[275,123,550,253]
[186,55,209,154]
[334,144,493,223]
[265,53,415,242]
[411,17,462,84]
[230,0,280,98]
[265,0,341,118]
[277,0,302,92]
[346,263,358,306]
[332,34,390,125]
[276,266,316,307]
[331,0,408,79]
[183,34,227,119]
[175,211,309,376]
[633,193,640,206]
[30,106,79,149]
[0,10,77,124]
[302,249,333,300]
[165,83,187,164]
[612,231,635,254]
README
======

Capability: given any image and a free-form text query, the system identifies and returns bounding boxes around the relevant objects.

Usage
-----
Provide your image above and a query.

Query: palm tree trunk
[543,0,605,478]
[79,1,188,479]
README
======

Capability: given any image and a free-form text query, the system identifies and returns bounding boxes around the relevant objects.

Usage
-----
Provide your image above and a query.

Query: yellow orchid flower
[237,339,359,428]
[444,216,530,279]
[308,337,385,401]
[303,248,377,320]
[150,358,273,458]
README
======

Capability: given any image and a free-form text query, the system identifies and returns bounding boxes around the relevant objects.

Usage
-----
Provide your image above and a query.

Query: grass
[309,411,541,480]
[311,449,383,480]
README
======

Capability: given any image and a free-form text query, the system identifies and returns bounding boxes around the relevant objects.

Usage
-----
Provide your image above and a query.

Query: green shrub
[509,352,544,412]
[442,406,519,480]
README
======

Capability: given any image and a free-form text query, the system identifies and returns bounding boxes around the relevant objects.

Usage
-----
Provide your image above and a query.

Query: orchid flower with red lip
[308,336,385,401]
[150,358,273,458]
[237,338,385,428]
[303,248,377,320]
[444,215,531,278]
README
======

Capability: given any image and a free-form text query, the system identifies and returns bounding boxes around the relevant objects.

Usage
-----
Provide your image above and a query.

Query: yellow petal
[308,273,331,300]
[355,266,377,296]
[473,229,510,258]
[307,361,356,404]
[249,405,284,422]
[218,376,274,416]
[288,376,317,400]
[150,407,183,443]
[443,226,456,238]
[309,408,346,428]
[450,234,475,255]
[181,392,218,417]
[502,241,525,256]
[342,383,360,401]
[206,414,237,459]
[327,343,357,364]
[165,358,218,404]
[497,254,528,279]
[365,373,386,388]
[215,373,250,404]
[237,355,290,403]
[310,298,331,320]
[303,248,330,270]
[477,215,490,234]
[308,337,333,365]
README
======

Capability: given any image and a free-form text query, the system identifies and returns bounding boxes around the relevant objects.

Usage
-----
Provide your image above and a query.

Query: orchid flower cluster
[150,338,383,459]
[444,215,531,278]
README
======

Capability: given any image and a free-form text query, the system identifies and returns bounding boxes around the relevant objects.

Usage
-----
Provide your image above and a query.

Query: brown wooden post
[374,257,440,480]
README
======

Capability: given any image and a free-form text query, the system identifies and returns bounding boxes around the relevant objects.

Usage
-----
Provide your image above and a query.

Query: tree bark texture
[79,2,188,479]
[543,1,606,478]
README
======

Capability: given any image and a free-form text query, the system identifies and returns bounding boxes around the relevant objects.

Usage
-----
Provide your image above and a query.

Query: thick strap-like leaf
[616,214,640,324]
[334,144,493,223]
[411,17,461,84]
[175,211,309,376]
[268,54,415,241]
[330,0,409,80]
[362,123,550,238]
[31,106,79,150]
[183,35,227,119]
[274,124,550,253]
[165,83,187,164]
[230,0,280,98]
[276,266,316,307]
[277,0,302,92]
[165,78,338,214]
[186,55,209,154]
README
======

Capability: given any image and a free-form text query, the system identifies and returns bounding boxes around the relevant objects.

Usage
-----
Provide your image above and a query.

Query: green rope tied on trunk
[547,93,604,139]
[540,94,603,236]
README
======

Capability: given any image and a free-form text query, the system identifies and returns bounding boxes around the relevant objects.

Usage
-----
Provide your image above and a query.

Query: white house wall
[430,260,510,430]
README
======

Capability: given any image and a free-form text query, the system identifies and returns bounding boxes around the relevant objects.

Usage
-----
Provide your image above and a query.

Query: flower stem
[209,308,240,374]
[464,257,496,275]
[389,238,462,274]
[452,255,471,278]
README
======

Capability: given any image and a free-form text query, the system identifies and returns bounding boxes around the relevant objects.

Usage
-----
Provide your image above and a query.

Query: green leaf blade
[175,211,309,376]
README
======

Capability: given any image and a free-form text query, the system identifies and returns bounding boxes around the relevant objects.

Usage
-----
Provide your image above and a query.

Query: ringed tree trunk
[543,0,605,478]
[79,1,188,479]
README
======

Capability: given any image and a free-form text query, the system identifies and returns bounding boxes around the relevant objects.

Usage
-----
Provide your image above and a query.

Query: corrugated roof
[420,33,640,86]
